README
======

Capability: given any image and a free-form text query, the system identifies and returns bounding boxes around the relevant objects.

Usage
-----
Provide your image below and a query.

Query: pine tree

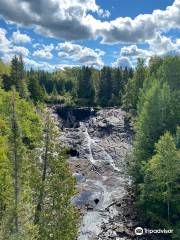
[0,88,42,239]
[158,56,180,91]
[139,132,180,227]
[10,89,23,232]
[52,84,58,97]
[112,68,122,97]
[77,66,95,105]
[0,117,13,223]
[28,74,44,103]
[133,81,172,182]
[34,113,79,240]
[10,56,19,89]
[98,66,112,106]
[2,73,12,91]
[10,55,29,98]
[123,59,147,110]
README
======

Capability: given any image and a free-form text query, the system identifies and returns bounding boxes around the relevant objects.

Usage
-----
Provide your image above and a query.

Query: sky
[0,0,179,71]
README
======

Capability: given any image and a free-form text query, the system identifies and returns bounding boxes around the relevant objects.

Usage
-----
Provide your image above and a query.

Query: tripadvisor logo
[135,227,144,235]
[135,227,173,236]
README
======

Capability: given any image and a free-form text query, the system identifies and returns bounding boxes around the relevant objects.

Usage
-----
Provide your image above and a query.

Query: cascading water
[56,107,135,240]
[82,123,120,172]
[83,125,97,166]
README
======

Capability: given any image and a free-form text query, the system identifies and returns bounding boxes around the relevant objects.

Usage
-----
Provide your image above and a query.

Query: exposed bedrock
[51,106,168,240]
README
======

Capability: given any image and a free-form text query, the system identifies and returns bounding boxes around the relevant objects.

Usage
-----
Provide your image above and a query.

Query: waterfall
[58,108,133,240]
[83,124,120,172]
[83,126,96,165]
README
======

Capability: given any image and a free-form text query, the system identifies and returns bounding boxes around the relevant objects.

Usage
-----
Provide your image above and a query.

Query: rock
[54,107,135,240]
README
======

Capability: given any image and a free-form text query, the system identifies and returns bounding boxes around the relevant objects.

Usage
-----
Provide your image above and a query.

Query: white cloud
[98,0,180,44]
[0,27,29,60]
[33,49,53,59]
[0,28,11,53]
[0,0,179,44]
[97,8,111,18]
[32,43,41,48]
[0,0,99,41]
[57,42,105,67]
[112,57,132,68]
[148,33,176,55]
[24,57,41,68]
[32,44,54,59]
[12,30,31,44]
[120,45,152,58]
[12,46,29,56]
[24,57,78,71]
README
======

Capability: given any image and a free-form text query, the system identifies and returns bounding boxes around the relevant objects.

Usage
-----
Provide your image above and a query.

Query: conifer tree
[98,66,112,106]
[77,66,95,105]
[133,81,172,182]
[34,113,79,240]
[123,59,147,110]
[10,55,29,98]
[139,132,180,227]
[28,74,44,103]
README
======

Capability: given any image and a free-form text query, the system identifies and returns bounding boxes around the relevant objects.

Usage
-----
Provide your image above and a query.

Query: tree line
[126,56,180,239]
[1,56,134,106]
[0,57,79,240]
[0,55,180,239]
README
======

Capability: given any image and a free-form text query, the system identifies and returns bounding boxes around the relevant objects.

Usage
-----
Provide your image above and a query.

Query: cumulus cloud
[148,33,176,55]
[12,30,31,44]
[0,28,11,53]
[57,42,105,67]
[0,0,99,41]
[98,0,180,44]
[0,0,179,44]
[24,57,78,71]
[0,27,30,62]
[0,28,30,62]
[33,49,52,59]
[97,9,111,18]
[32,44,54,59]
[120,45,152,58]
[12,46,29,56]
[112,57,132,68]
[113,32,180,69]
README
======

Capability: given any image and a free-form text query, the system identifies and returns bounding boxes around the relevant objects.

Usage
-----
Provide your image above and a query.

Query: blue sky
[0,0,179,70]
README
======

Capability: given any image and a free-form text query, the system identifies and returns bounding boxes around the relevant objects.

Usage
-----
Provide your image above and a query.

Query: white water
[83,126,97,165]
[83,124,120,172]
[59,109,132,240]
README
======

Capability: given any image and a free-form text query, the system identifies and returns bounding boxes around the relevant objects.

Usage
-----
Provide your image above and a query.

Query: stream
[50,106,172,240]
[52,107,138,240]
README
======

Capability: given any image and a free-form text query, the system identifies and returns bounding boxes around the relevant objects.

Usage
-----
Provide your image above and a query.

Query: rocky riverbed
[51,106,169,240]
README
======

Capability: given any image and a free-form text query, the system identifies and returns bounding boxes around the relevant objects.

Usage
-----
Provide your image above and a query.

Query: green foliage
[77,66,95,105]
[0,59,10,88]
[0,88,42,239]
[130,56,180,239]
[28,73,44,103]
[98,66,112,106]
[138,133,180,233]
[35,115,79,240]
[134,81,171,164]
[32,65,133,107]
[157,56,180,91]
[123,59,147,110]
[0,88,79,239]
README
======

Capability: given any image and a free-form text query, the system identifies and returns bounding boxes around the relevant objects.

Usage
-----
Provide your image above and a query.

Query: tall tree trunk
[167,182,170,222]
[34,115,50,224]
[11,90,20,232]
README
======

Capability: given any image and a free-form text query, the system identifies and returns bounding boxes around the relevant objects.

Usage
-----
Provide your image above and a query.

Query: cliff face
[53,107,137,239]
[52,106,170,240]
[48,106,172,240]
